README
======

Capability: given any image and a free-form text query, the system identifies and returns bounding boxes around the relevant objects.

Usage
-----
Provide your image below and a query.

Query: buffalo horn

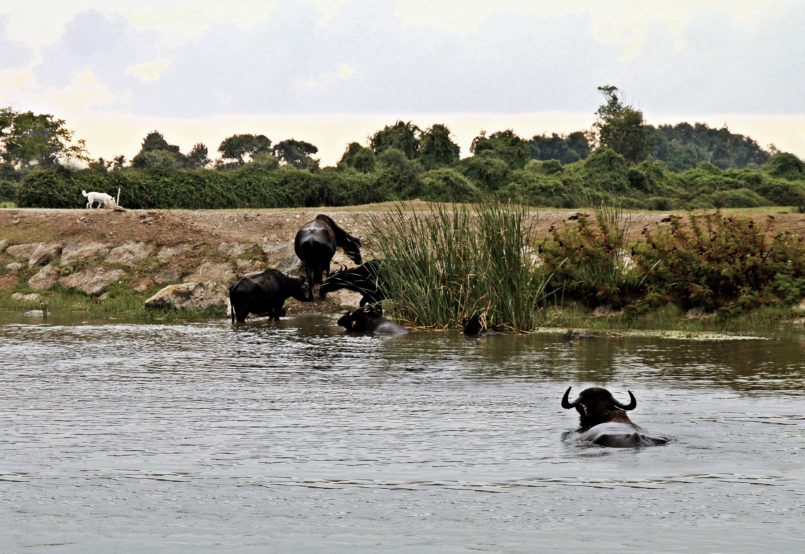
[613,390,637,411]
[561,387,578,409]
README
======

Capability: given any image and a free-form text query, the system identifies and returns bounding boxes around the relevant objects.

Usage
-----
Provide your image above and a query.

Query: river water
[1,316,803,553]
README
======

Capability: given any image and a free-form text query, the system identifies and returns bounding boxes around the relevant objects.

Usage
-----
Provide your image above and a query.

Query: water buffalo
[294,214,362,299]
[337,304,408,335]
[561,387,668,448]
[462,311,505,336]
[319,259,387,305]
[229,269,309,323]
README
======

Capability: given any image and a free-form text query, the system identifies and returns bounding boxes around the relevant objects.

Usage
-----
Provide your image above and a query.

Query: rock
[105,242,154,266]
[61,242,110,265]
[328,289,363,308]
[6,242,41,259]
[218,242,252,258]
[11,292,42,304]
[5,262,23,272]
[144,282,228,312]
[24,309,45,318]
[28,263,59,290]
[28,243,62,267]
[795,297,805,312]
[0,239,7,252]
[58,267,126,296]
[235,258,264,275]
[157,244,193,264]
[185,261,235,285]
[154,266,183,284]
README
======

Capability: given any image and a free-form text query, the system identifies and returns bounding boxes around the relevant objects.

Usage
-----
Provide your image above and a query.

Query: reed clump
[368,200,549,331]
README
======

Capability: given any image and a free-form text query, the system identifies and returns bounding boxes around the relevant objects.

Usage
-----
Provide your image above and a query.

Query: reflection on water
[0,316,803,552]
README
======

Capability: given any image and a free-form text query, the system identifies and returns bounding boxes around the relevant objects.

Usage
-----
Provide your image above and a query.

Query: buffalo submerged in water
[561,387,669,448]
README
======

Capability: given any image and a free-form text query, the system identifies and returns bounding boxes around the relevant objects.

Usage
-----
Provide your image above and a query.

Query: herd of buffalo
[227,214,669,449]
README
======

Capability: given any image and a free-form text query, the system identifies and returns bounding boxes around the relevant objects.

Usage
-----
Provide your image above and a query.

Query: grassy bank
[369,200,804,333]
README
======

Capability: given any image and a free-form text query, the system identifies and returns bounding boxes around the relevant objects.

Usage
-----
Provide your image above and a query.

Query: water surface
[1,316,803,552]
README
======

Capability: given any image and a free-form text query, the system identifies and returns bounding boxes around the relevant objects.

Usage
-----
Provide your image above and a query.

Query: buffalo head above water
[561,386,668,448]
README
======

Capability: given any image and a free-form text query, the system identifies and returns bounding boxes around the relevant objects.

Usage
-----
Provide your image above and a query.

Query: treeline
[12,148,805,211]
[1,86,804,210]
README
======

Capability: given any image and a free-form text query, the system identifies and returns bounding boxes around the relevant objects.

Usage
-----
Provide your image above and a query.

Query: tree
[369,121,421,159]
[592,85,654,164]
[375,148,423,198]
[419,124,460,169]
[131,131,185,169]
[338,142,376,173]
[273,139,319,169]
[470,130,529,169]
[186,143,211,169]
[0,107,88,169]
[217,134,272,167]
[530,131,591,164]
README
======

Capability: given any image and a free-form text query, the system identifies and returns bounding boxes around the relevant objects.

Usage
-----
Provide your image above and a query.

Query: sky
[0,0,803,166]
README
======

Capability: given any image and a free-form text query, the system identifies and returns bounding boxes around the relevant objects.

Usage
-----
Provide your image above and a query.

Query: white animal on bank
[82,190,116,209]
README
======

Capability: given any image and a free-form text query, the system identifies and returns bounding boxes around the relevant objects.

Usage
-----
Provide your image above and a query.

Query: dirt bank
[1,203,802,318]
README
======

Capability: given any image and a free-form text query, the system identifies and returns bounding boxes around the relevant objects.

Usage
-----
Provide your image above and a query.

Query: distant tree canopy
[273,139,319,170]
[217,133,272,167]
[4,88,804,212]
[419,124,461,169]
[0,107,87,169]
[470,130,530,169]
[592,85,655,164]
[370,121,421,159]
[530,131,591,164]
[338,142,376,173]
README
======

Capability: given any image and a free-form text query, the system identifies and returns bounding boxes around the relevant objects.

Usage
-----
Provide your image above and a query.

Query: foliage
[529,131,591,163]
[0,107,88,168]
[652,122,770,171]
[418,124,460,169]
[217,133,272,167]
[419,168,479,202]
[369,121,421,159]
[764,152,804,180]
[273,139,319,169]
[470,129,530,169]
[459,153,510,192]
[338,142,376,173]
[368,200,549,331]
[374,148,423,199]
[592,85,654,164]
[633,212,805,313]
[539,205,642,309]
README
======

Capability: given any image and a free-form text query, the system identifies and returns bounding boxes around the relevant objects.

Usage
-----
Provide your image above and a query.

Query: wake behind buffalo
[228,213,669,448]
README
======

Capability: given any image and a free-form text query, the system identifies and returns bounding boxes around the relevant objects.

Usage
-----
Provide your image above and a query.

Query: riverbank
[1,204,803,330]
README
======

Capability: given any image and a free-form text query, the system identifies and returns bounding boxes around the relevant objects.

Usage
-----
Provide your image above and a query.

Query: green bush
[420,169,480,202]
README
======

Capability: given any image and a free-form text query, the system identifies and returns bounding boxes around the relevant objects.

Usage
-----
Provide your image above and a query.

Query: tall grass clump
[368,200,549,331]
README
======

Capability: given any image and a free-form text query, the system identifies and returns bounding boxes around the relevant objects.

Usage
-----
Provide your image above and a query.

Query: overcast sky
[1,0,803,165]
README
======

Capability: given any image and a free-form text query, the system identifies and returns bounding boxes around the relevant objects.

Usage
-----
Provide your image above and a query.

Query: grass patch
[369,199,550,331]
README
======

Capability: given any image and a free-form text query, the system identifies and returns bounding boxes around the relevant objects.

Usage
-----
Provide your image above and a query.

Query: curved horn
[613,390,637,411]
[561,387,578,409]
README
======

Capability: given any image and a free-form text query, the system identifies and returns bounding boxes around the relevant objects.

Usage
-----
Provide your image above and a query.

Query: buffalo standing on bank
[229,269,309,323]
[294,214,362,299]
[561,387,668,448]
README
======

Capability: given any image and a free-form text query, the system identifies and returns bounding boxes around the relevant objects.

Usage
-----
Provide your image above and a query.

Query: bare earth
[1,202,802,247]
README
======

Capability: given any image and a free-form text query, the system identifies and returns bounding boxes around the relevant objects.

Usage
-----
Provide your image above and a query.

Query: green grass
[368,199,550,331]
[0,284,221,324]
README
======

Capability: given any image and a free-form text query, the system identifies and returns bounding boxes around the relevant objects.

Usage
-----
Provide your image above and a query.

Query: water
[1,316,803,552]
